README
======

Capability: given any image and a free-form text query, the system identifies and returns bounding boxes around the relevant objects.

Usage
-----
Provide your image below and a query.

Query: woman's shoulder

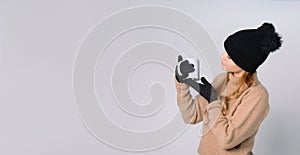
[211,73,227,89]
[212,73,226,84]
[214,73,227,81]
[245,83,269,99]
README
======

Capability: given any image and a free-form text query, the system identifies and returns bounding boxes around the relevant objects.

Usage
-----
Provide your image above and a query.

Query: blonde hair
[221,71,257,115]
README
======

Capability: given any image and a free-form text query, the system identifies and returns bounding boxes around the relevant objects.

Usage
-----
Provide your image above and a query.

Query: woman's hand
[175,55,195,83]
[184,77,218,103]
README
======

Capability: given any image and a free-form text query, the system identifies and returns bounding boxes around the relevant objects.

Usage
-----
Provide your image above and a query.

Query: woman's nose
[221,52,226,59]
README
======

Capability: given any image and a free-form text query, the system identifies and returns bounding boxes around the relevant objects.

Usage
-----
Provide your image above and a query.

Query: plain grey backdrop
[0,0,299,155]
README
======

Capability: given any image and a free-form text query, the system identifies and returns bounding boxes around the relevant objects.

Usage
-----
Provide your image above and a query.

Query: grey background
[0,1,299,155]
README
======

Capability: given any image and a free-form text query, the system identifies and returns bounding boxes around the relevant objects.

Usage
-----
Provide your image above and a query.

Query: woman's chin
[221,65,227,72]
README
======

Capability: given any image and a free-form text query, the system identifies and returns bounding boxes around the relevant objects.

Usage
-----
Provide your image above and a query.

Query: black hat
[224,22,282,73]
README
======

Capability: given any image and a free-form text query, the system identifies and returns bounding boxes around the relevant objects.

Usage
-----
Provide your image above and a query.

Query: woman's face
[221,51,243,73]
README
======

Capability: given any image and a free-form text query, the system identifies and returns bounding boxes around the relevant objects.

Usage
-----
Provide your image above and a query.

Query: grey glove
[175,55,195,83]
[184,77,218,103]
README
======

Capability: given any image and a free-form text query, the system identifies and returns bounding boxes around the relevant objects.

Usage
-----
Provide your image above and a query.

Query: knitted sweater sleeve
[206,85,270,149]
[175,77,208,124]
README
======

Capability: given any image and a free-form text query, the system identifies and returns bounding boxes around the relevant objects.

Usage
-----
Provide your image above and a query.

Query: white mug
[186,57,200,80]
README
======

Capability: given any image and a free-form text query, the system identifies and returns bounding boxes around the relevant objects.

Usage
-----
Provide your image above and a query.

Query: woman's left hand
[184,77,218,103]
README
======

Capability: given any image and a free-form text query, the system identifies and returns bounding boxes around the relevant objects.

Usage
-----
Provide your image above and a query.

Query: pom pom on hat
[259,23,282,54]
[258,23,275,33]
[224,22,282,73]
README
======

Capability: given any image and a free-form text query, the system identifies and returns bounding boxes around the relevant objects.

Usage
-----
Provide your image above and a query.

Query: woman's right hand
[175,55,195,83]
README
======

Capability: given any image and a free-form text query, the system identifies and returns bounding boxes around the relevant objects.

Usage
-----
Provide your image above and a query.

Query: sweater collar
[220,72,259,97]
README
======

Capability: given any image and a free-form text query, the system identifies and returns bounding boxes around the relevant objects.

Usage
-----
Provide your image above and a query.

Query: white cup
[186,57,200,80]
[178,57,200,80]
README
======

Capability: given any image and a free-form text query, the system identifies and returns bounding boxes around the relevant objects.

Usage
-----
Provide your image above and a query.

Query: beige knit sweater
[175,73,269,155]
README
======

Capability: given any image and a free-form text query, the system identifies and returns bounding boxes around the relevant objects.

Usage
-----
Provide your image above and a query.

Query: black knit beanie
[224,22,282,73]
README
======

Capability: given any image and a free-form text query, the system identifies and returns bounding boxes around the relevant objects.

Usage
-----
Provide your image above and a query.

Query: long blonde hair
[221,71,257,115]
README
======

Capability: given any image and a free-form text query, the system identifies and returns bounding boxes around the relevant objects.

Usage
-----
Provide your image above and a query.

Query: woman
[174,23,282,154]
